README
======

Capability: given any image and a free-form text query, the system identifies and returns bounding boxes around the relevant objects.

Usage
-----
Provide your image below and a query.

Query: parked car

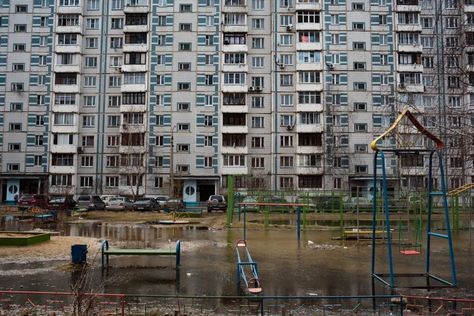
[262,196,293,213]
[49,195,76,210]
[240,196,259,212]
[165,198,185,212]
[76,195,106,211]
[154,196,169,209]
[207,195,227,213]
[106,196,135,211]
[134,197,159,212]
[100,195,117,206]
[17,194,49,208]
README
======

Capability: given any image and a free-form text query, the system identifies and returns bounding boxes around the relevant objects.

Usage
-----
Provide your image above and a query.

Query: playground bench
[101,240,180,269]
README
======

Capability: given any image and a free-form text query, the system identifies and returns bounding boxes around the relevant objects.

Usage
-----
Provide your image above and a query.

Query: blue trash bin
[71,244,88,264]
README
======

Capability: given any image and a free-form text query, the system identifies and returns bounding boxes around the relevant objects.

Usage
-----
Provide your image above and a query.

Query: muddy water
[1,219,474,297]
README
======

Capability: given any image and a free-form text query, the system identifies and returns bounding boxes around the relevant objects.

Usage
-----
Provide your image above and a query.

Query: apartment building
[0,0,471,203]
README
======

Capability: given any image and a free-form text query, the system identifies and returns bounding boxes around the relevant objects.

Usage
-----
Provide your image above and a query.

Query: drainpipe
[273,0,279,191]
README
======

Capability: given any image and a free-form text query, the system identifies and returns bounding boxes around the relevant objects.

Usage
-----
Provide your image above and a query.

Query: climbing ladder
[371,109,456,289]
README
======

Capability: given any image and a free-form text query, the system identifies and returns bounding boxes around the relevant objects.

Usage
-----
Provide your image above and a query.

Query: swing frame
[370,109,457,289]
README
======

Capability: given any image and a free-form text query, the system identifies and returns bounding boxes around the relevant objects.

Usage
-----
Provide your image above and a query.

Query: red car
[17,194,49,208]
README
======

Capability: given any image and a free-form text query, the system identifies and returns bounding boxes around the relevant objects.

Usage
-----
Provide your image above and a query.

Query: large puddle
[1,218,474,298]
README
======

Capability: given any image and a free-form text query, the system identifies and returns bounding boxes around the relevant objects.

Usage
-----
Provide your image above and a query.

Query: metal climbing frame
[370,109,456,289]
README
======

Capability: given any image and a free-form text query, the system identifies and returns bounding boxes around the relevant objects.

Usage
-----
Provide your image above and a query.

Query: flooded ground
[1,213,474,301]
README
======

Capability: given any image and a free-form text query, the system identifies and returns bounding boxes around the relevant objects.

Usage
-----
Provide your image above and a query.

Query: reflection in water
[0,219,474,297]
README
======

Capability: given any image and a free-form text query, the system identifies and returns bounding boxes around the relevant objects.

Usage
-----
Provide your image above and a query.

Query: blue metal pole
[426,151,434,274]
[437,150,457,286]
[297,206,301,242]
[238,193,241,222]
[381,152,394,288]
[371,152,378,277]
[244,205,247,241]
[176,240,181,268]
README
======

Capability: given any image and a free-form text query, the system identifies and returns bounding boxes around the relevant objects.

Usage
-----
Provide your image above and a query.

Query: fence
[0,290,403,315]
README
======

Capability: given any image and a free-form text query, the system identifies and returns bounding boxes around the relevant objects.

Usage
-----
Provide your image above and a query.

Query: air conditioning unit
[286,124,294,131]
[248,86,255,92]
[398,83,406,89]
[279,64,286,70]
[253,86,262,92]
[122,123,128,129]
[77,147,84,154]
[286,24,294,31]
[326,63,334,70]
[224,40,230,45]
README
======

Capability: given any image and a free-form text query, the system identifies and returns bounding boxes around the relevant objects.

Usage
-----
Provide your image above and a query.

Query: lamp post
[169,125,176,198]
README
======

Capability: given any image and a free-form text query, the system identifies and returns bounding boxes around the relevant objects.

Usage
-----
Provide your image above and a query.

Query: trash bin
[71,244,87,264]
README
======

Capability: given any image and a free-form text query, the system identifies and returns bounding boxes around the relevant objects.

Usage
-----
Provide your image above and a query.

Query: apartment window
[352,3,364,10]
[300,112,320,124]
[280,15,293,26]
[299,71,321,83]
[154,177,164,188]
[298,91,321,104]
[9,123,21,131]
[445,17,458,28]
[353,22,365,30]
[84,57,97,68]
[224,73,246,84]
[110,56,122,67]
[15,5,28,12]
[354,102,367,111]
[355,165,368,174]
[84,76,97,87]
[179,23,192,32]
[354,123,367,132]
[179,43,192,51]
[252,0,265,9]
[13,44,26,52]
[251,117,264,128]
[252,96,264,108]
[107,115,120,127]
[177,144,190,152]
[87,0,99,10]
[353,42,365,50]
[107,135,120,147]
[251,157,265,168]
[280,115,294,127]
[109,76,121,87]
[11,82,25,91]
[354,82,367,91]
[252,18,264,29]
[84,96,96,107]
[280,34,293,45]
[86,37,98,48]
[224,53,246,64]
[80,176,93,188]
[205,55,213,65]
[81,156,94,167]
[52,134,73,146]
[12,63,25,72]
[354,62,366,70]
[58,33,77,45]
[8,143,21,151]
[106,156,119,167]
[157,35,166,45]
[86,18,99,29]
[105,176,119,187]
[112,0,123,10]
[177,123,190,131]
[204,136,213,146]
[7,164,20,172]
[10,103,22,111]
[83,116,95,127]
[280,54,293,65]
[280,94,293,107]
[223,155,245,167]
[180,4,192,11]
[178,82,191,90]
[280,0,293,7]
[110,37,123,49]
[205,75,214,85]
[155,135,164,146]
[204,115,213,126]
[56,53,75,66]
[14,24,27,32]
[252,57,264,68]
[157,16,167,26]
[204,156,213,168]
[280,74,293,86]
[252,38,264,49]
[298,51,320,63]
[111,18,123,29]
[422,17,433,28]
[280,156,294,167]
[178,103,190,111]
[155,156,164,167]
[251,137,264,148]
[280,135,293,147]
[280,177,293,189]
[82,136,95,147]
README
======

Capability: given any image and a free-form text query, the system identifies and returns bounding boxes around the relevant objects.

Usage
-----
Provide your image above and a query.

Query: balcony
[399,166,425,175]
[222,44,248,53]
[296,146,324,154]
[221,104,248,113]
[120,124,146,134]
[124,25,149,33]
[221,166,248,174]
[398,43,423,52]
[221,145,248,154]
[222,24,248,33]
[50,165,75,174]
[465,4,474,12]
[221,84,248,93]
[296,22,322,31]
[121,83,147,93]
[397,82,424,93]
[395,0,420,11]
[55,45,81,54]
[57,6,81,14]
[55,64,80,73]
[222,125,248,134]
[295,124,324,133]
[296,0,321,11]
[296,42,322,51]
[222,63,248,72]
[395,24,422,32]
[121,64,147,72]
[53,84,79,93]
[296,103,323,112]
[56,25,81,33]
[296,63,322,71]
[50,144,77,153]
[296,166,324,175]
[398,63,423,72]
[296,82,323,91]
[123,43,148,52]
[119,165,146,174]
[52,104,79,113]
[119,145,146,154]
[120,104,146,112]
[124,0,149,13]
[222,1,247,13]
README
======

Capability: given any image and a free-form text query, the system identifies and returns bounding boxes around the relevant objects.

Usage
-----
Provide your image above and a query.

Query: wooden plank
[104,248,176,256]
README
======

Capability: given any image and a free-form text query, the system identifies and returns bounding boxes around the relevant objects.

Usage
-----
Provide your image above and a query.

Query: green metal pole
[340,194,344,246]
[454,195,459,232]
[226,176,234,228]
